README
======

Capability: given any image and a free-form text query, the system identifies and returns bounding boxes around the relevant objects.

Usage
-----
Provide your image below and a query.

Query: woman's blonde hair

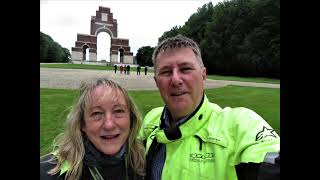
[42,78,145,180]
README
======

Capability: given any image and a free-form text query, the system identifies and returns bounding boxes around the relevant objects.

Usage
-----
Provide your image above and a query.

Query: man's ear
[154,76,159,88]
[202,67,206,81]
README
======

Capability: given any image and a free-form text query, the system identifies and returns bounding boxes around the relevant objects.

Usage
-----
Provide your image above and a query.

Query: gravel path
[40,68,280,90]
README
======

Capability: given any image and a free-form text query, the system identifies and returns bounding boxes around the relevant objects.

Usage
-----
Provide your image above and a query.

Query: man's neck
[165,94,205,128]
[164,108,192,128]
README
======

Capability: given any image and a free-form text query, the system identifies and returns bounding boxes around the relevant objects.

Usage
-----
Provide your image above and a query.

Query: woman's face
[82,85,130,156]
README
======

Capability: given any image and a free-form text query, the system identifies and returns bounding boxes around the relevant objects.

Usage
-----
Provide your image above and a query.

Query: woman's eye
[92,112,102,115]
[91,112,103,118]
[114,109,125,113]
[114,109,127,118]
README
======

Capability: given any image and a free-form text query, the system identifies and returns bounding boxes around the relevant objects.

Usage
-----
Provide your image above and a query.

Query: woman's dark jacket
[40,153,143,180]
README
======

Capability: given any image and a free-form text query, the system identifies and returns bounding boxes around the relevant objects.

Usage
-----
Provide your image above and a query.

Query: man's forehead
[158,47,192,55]
[159,61,195,67]
[157,54,198,66]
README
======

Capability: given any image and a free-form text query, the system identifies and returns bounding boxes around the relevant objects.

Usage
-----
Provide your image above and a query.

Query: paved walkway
[40,68,280,90]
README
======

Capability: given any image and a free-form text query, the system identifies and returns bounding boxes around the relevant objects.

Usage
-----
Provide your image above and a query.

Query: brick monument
[71,6,134,64]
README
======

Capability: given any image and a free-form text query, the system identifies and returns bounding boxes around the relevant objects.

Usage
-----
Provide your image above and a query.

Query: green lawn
[40,86,280,156]
[206,74,280,84]
[205,85,280,135]
[41,63,115,70]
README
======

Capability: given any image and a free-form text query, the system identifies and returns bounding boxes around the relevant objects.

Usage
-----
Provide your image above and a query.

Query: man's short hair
[152,34,204,70]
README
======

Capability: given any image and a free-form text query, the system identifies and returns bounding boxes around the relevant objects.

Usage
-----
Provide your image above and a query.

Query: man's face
[154,48,206,121]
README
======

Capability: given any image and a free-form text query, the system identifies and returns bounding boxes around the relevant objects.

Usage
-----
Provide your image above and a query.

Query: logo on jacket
[189,153,215,163]
[255,126,277,141]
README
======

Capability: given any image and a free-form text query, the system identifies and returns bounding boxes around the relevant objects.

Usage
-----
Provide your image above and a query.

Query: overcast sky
[40,0,221,61]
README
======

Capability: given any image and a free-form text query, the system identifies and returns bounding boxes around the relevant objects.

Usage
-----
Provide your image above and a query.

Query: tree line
[135,46,154,66]
[137,0,279,78]
[40,31,71,63]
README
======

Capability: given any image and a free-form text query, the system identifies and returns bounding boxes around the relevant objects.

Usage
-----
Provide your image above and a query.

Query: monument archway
[82,44,89,60]
[97,32,110,61]
[71,6,133,64]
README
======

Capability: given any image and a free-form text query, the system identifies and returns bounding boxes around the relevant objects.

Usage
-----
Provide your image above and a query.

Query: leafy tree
[62,48,71,62]
[181,2,215,44]
[136,46,154,66]
[40,32,51,62]
[158,26,182,43]
[146,0,280,78]
[156,0,280,78]
[40,31,71,63]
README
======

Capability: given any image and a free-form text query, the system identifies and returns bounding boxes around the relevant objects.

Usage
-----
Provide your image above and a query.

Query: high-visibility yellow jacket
[139,95,280,180]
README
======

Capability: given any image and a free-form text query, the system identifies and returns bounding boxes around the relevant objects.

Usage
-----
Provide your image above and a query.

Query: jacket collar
[155,94,212,143]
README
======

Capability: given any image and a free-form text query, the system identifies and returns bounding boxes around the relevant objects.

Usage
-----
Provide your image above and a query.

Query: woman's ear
[81,129,87,138]
[130,112,134,128]
[81,120,86,132]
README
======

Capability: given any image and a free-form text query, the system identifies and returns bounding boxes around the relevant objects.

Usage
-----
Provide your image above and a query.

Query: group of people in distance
[114,64,148,75]
[114,64,130,75]
[41,35,280,180]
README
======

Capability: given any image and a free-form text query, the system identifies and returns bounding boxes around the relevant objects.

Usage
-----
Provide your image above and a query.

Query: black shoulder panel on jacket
[40,154,64,180]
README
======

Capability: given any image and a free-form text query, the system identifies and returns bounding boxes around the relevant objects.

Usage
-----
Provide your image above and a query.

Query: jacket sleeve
[230,107,280,164]
[258,151,280,180]
[227,107,280,179]
[137,107,163,142]
[235,152,280,180]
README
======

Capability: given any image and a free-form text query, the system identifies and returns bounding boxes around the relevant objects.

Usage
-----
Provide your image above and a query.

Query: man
[137,65,141,75]
[139,35,280,180]
[127,64,130,75]
[144,65,148,75]
[114,64,117,74]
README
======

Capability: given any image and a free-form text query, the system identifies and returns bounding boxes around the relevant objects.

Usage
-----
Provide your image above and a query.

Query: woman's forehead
[87,85,126,106]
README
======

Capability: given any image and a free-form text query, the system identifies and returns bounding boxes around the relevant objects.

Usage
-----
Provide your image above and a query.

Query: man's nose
[171,70,183,86]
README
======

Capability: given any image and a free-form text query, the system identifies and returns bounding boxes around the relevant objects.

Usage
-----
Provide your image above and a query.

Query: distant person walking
[137,65,141,75]
[144,66,148,75]
[127,65,130,75]
[124,65,127,74]
[120,65,123,74]
[114,64,117,74]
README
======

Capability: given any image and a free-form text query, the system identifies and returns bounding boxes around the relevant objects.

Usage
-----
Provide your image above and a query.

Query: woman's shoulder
[127,165,145,180]
[40,154,64,180]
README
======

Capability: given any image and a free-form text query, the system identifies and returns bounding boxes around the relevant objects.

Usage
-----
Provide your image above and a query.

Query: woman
[40,78,145,180]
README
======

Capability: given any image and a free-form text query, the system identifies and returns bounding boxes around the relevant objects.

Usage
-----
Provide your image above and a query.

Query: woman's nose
[103,114,115,129]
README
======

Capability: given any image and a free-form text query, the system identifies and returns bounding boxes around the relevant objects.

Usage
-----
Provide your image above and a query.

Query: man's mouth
[171,92,187,96]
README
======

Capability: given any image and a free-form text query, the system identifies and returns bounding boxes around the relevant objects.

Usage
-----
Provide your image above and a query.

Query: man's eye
[159,70,171,75]
[181,67,192,72]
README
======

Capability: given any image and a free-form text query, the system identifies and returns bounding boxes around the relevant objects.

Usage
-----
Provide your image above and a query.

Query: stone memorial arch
[71,6,134,64]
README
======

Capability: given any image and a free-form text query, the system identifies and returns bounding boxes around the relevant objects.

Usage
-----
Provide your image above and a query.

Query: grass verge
[40,85,280,155]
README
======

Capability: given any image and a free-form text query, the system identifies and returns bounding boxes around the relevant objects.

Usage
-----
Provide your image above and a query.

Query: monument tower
[71,6,134,64]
